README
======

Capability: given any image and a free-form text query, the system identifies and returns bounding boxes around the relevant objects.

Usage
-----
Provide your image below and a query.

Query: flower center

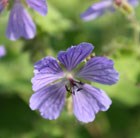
[65,72,73,80]
[65,77,84,95]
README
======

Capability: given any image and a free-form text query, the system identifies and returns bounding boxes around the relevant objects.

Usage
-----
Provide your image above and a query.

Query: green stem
[127,14,140,46]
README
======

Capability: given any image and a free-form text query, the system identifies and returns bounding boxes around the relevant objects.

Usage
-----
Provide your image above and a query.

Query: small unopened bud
[114,0,134,14]
[86,53,95,61]
[122,1,133,14]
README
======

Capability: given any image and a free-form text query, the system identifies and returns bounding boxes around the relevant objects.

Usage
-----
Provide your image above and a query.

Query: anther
[79,81,84,85]
[77,88,83,92]
[65,85,70,92]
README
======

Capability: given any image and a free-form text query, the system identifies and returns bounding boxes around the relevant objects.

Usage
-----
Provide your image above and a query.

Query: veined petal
[26,0,47,16]
[83,84,112,111]
[81,0,113,21]
[72,84,112,123]
[30,82,66,120]
[57,42,94,71]
[6,2,36,40]
[32,56,64,91]
[77,57,119,85]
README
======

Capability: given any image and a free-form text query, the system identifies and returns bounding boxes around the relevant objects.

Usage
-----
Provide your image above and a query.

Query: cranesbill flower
[0,0,47,40]
[29,42,119,123]
[81,0,138,21]
[0,45,6,57]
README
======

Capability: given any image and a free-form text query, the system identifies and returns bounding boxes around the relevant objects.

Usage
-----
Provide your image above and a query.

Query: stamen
[66,78,84,95]
[77,88,83,92]
[65,85,70,92]
[79,81,84,85]
[72,90,75,95]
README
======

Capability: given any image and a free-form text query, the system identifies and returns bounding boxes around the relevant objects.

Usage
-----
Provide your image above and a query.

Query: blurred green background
[0,0,140,138]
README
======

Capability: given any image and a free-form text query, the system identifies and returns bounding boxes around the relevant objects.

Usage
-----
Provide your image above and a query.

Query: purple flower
[29,42,119,123]
[0,0,47,41]
[81,0,138,21]
[26,0,48,16]
[0,45,6,57]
